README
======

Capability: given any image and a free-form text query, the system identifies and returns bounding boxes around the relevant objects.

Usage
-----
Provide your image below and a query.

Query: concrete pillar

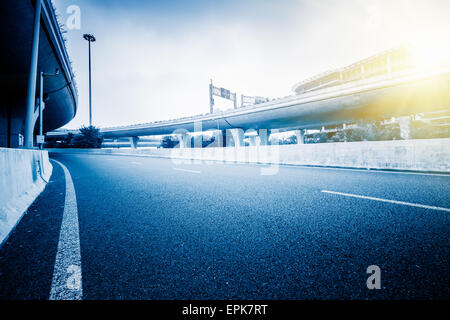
[213,130,229,148]
[248,136,257,146]
[223,129,230,147]
[295,129,305,144]
[398,116,412,140]
[230,128,244,147]
[342,124,348,142]
[258,129,269,146]
[247,130,269,146]
[129,136,139,149]
[193,121,203,148]
[24,0,42,148]
[209,80,214,114]
[177,133,191,148]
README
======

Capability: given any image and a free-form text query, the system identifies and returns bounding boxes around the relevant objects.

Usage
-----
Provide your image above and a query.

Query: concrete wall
[49,138,450,172]
[0,148,53,245]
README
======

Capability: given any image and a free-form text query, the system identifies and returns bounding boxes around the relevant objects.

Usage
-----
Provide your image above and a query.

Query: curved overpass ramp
[0,0,77,147]
[101,65,450,139]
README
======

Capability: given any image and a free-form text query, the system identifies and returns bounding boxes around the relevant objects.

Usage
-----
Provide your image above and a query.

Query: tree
[378,123,401,141]
[349,122,378,141]
[286,135,297,144]
[70,126,103,148]
[308,131,330,143]
[64,132,74,146]
[331,131,346,142]
[160,136,178,148]
[349,121,401,142]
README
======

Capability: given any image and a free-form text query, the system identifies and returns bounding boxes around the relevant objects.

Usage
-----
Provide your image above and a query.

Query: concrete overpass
[94,63,450,147]
[0,0,77,148]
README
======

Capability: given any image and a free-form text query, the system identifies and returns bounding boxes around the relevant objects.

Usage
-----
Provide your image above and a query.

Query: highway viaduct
[1,2,449,301]
[48,62,450,149]
[0,0,77,148]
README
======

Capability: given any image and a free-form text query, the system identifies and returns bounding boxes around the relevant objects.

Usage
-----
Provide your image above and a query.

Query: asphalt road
[1,153,449,299]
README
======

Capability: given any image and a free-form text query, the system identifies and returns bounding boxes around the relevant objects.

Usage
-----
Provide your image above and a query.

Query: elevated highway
[0,0,77,148]
[98,64,450,140]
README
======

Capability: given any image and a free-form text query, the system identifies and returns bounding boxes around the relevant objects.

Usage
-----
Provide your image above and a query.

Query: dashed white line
[49,160,83,300]
[321,190,450,213]
[173,168,201,174]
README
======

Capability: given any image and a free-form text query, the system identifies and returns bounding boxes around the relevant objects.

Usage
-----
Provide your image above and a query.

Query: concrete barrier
[48,138,450,173]
[0,148,53,245]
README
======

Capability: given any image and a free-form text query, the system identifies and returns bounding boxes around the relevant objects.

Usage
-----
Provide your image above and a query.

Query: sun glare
[411,40,450,69]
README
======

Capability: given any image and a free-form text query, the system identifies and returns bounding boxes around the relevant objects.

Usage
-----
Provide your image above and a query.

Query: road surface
[0,153,449,299]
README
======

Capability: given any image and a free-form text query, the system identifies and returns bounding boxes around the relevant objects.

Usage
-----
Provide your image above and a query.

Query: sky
[52,0,450,129]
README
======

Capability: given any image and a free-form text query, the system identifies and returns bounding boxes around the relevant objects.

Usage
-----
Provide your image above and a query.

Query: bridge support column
[258,129,269,146]
[295,129,305,144]
[24,0,42,148]
[213,130,229,148]
[230,128,244,147]
[177,133,191,148]
[248,136,257,146]
[398,116,412,140]
[129,136,139,149]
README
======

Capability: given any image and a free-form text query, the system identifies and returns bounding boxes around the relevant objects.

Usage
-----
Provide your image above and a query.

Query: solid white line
[321,190,450,213]
[288,165,450,177]
[173,168,201,174]
[49,160,83,300]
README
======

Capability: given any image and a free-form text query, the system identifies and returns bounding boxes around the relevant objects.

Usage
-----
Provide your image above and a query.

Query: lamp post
[83,33,96,127]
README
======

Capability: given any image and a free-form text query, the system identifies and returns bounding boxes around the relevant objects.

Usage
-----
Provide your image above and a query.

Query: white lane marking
[131,161,142,165]
[298,166,450,177]
[321,190,450,213]
[49,160,83,300]
[173,168,201,174]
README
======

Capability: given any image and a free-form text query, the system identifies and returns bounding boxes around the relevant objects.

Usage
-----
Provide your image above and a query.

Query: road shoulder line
[49,160,83,300]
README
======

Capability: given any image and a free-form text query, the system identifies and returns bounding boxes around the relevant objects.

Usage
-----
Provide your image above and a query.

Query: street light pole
[83,33,96,127]
[39,71,43,149]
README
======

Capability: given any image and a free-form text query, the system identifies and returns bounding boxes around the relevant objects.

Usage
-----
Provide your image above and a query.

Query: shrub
[70,126,103,148]
[160,136,178,148]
